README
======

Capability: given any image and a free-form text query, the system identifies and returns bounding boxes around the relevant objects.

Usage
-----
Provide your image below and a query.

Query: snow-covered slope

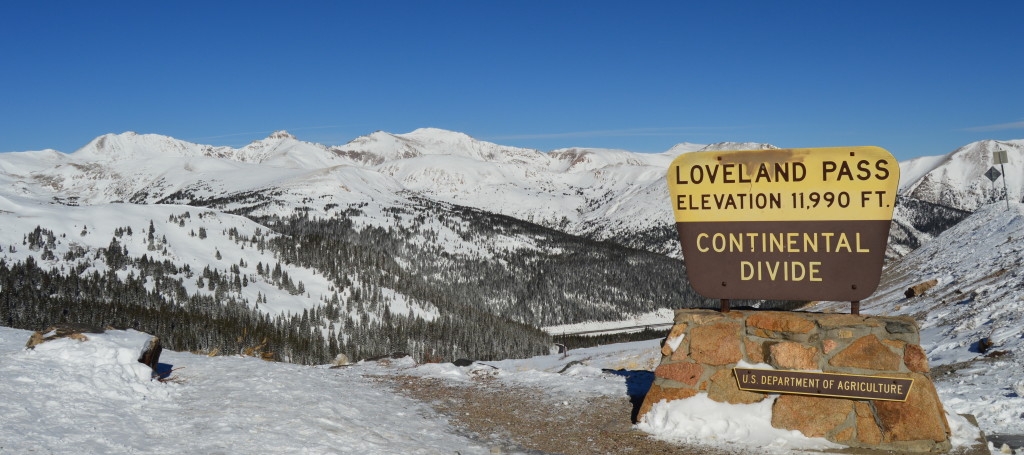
[4,128,1020,363]
[0,130,784,257]
[0,326,495,454]
[807,202,1024,434]
[0,323,997,454]
[899,139,1024,211]
[329,131,781,252]
[28,127,1000,261]
[7,129,1020,255]
[2,130,1015,330]
[333,128,551,167]
[0,129,804,366]
[71,132,226,162]
[0,194,368,318]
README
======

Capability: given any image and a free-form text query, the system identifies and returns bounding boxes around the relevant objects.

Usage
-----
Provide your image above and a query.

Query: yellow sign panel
[666,146,900,301]
[667,146,899,222]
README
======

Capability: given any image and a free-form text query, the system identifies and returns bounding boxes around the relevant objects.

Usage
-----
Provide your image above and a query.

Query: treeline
[253,201,726,329]
[0,256,329,363]
[0,254,551,364]
[889,196,972,251]
[3,215,554,364]
[1,193,810,367]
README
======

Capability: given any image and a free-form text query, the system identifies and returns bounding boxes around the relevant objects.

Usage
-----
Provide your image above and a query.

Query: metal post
[851,301,860,315]
[1001,163,1010,210]
[721,299,730,313]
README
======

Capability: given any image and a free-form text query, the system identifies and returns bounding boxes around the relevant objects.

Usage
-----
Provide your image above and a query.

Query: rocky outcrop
[137,336,163,375]
[25,323,106,349]
[904,279,939,298]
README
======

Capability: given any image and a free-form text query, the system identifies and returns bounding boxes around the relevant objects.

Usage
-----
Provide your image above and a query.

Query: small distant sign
[734,368,913,401]
[993,150,1009,165]
[985,167,1002,182]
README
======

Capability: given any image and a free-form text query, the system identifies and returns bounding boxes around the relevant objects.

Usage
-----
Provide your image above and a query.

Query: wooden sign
[734,368,913,401]
[666,147,900,301]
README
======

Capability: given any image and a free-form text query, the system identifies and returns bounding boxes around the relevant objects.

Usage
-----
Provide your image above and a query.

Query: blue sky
[2,1,1022,160]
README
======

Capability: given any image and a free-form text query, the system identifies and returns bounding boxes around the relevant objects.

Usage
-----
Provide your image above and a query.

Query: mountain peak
[899,138,1024,210]
[407,127,460,134]
[267,130,296,140]
[664,141,780,156]
[699,142,780,152]
[403,128,473,141]
[665,142,707,155]
[70,131,200,161]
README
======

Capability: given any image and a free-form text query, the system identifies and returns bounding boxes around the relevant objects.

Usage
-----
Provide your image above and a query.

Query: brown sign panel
[734,368,913,401]
[667,147,900,301]
[676,220,890,301]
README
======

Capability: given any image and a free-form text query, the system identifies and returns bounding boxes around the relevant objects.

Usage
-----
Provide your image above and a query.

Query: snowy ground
[398,343,987,454]
[0,322,1009,454]
[0,327,492,454]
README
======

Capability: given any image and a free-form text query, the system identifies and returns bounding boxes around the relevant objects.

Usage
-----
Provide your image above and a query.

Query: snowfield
[0,327,997,454]
[0,327,493,454]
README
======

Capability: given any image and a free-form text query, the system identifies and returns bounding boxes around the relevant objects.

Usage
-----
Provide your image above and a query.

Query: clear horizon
[2,1,1022,161]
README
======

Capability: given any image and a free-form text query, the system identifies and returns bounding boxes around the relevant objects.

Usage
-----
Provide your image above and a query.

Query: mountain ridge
[4,128,1018,260]
[1,129,780,255]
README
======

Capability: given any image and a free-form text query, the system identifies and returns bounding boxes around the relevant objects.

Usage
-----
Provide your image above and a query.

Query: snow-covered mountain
[0,128,801,365]
[1,128,1012,282]
[2,129,785,256]
[1,127,1019,364]
[5,129,1017,283]
[13,129,1014,255]
[900,139,1024,211]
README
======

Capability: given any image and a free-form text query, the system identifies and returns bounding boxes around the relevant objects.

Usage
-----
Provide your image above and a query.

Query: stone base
[640,310,952,453]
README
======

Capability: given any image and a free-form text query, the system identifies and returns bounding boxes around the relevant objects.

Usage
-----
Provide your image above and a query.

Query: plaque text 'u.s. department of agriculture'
[734,368,913,401]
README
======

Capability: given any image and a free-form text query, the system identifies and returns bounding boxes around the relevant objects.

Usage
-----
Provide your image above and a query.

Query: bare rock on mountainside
[904,279,939,298]
[26,323,106,349]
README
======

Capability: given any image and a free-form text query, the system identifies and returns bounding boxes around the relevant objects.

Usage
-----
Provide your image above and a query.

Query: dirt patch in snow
[379,375,738,454]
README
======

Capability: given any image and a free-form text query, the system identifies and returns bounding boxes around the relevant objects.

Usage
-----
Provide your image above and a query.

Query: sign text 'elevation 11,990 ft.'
[666,147,900,301]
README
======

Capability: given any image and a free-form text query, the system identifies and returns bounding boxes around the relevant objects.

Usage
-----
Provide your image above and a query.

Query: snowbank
[637,393,839,452]
[0,326,490,454]
[399,339,662,398]
[637,393,984,454]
